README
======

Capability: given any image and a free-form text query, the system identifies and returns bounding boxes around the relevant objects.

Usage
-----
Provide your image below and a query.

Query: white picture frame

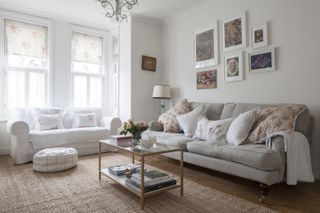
[222,13,247,52]
[224,52,243,82]
[248,48,276,73]
[252,24,268,49]
[194,22,219,69]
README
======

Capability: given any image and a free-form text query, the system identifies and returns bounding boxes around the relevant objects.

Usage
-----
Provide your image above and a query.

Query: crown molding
[131,14,162,27]
[162,0,220,27]
[0,2,111,31]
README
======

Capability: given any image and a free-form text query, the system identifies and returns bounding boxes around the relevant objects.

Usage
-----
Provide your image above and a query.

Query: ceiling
[0,0,207,26]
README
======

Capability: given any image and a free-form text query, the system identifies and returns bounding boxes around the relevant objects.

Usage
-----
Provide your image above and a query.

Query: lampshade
[152,85,171,99]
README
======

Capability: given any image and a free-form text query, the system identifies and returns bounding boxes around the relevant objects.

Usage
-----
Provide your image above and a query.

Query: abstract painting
[248,48,275,73]
[197,70,217,89]
[194,23,218,68]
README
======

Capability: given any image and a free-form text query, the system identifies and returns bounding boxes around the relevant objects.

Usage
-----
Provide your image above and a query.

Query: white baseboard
[0,147,10,155]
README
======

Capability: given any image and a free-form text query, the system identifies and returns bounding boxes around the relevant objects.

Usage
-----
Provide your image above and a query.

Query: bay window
[71,31,105,107]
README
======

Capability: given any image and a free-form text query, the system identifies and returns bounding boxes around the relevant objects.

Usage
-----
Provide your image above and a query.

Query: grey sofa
[144,102,313,201]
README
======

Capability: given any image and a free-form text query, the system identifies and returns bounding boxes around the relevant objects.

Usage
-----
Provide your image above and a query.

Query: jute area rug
[0,153,275,213]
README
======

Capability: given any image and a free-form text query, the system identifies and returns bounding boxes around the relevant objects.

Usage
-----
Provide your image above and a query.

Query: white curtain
[5,19,47,59]
[72,32,103,65]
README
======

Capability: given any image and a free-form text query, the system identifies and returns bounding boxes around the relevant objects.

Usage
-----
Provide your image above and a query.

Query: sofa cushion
[176,105,205,137]
[190,102,224,121]
[187,141,283,171]
[143,130,194,150]
[159,99,190,133]
[30,127,108,149]
[226,108,258,145]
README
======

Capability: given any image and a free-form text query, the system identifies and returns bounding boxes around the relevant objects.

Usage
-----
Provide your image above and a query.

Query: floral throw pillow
[158,99,190,133]
[72,113,97,128]
[35,114,64,131]
[247,105,305,143]
[193,117,233,143]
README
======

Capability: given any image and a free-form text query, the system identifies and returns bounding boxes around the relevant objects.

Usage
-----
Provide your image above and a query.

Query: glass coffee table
[98,139,184,210]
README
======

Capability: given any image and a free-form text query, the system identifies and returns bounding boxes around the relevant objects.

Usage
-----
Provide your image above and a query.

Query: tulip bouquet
[120,119,149,141]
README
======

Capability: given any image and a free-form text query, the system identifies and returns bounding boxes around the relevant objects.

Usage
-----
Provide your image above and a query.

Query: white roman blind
[6,19,47,68]
[72,32,102,65]
[4,19,50,111]
[71,31,105,107]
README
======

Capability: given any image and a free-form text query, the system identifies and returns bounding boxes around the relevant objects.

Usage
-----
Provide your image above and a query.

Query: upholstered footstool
[33,147,78,172]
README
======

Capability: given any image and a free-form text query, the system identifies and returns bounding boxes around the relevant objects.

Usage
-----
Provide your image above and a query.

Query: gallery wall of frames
[195,11,275,90]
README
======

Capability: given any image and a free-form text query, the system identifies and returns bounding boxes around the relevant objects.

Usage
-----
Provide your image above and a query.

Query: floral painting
[222,13,246,52]
[196,29,214,62]
[194,23,218,68]
[197,70,217,89]
[252,24,268,48]
[224,18,242,48]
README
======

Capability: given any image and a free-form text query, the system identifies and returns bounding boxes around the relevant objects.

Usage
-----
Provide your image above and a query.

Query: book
[131,170,170,185]
[125,179,177,193]
[130,175,173,187]
[110,135,133,141]
[108,163,140,176]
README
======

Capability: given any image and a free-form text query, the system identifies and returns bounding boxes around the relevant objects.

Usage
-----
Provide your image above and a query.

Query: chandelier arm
[119,0,138,13]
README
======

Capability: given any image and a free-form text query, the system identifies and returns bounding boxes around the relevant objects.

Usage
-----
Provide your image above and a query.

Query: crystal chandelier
[97,0,138,23]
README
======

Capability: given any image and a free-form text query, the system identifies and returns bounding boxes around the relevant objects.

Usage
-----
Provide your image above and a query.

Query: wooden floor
[138,152,320,213]
[1,153,319,213]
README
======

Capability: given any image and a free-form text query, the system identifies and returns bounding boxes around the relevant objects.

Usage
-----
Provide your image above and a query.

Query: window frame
[69,25,108,109]
[0,10,52,119]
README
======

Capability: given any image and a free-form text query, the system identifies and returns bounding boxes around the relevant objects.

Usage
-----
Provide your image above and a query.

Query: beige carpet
[0,154,275,213]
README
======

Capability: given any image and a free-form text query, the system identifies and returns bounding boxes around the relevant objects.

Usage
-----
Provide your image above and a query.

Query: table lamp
[152,85,171,114]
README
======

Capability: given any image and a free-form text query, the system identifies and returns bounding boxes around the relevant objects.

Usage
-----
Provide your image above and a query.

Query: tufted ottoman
[33,147,78,172]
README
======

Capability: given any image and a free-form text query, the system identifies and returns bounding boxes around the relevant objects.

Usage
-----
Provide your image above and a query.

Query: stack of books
[110,135,133,146]
[108,163,140,176]
[125,169,176,192]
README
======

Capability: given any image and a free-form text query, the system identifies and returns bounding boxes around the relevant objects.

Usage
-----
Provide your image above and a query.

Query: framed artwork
[224,52,243,82]
[141,55,157,71]
[197,70,217,89]
[222,13,247,52]
[248,48,275,73]
[194,22,218,69]
[252,24,268,48]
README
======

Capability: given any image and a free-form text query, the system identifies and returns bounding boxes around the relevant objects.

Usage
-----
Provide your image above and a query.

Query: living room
[0,0,319,212]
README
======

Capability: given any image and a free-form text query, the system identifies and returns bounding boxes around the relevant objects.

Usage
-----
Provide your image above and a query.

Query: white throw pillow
[176,105,205,137]
[226,108,258,145]
[193,117,233,143]
[35,114,64,131]
[72,113,97,128]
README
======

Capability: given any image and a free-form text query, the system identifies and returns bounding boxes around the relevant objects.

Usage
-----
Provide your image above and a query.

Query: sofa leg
[259,183,268,202]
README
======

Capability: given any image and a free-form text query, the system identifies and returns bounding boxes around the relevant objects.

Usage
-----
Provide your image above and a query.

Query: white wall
[162,0,320,177]
[118,17,163,123]
[131,17,163,122]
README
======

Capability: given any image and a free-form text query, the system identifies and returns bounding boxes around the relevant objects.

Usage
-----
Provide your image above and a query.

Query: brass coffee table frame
[98,140,184,210]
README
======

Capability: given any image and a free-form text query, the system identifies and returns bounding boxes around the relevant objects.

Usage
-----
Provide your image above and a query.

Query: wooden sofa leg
[259,183,268,202]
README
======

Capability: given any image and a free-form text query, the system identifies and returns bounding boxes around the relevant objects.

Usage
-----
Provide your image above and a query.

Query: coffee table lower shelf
[101,169,181,198]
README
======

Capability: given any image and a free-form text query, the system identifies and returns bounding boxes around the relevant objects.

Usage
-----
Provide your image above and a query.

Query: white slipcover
[33,147,78,172]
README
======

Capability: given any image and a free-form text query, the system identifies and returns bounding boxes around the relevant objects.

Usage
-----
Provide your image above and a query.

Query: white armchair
[7,108,121,165]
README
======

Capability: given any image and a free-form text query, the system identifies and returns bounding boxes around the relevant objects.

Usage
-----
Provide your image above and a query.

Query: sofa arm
[6,120,31,165]
[148,121,163,132]
[101,117,122,135]
[7,120,29,135]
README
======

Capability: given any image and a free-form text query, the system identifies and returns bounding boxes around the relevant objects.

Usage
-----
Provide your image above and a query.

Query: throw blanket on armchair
[265,131,314,185]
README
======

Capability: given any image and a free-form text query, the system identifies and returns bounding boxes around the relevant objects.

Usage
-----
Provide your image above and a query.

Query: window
[71,31,105,107]
[4,19,49,110]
